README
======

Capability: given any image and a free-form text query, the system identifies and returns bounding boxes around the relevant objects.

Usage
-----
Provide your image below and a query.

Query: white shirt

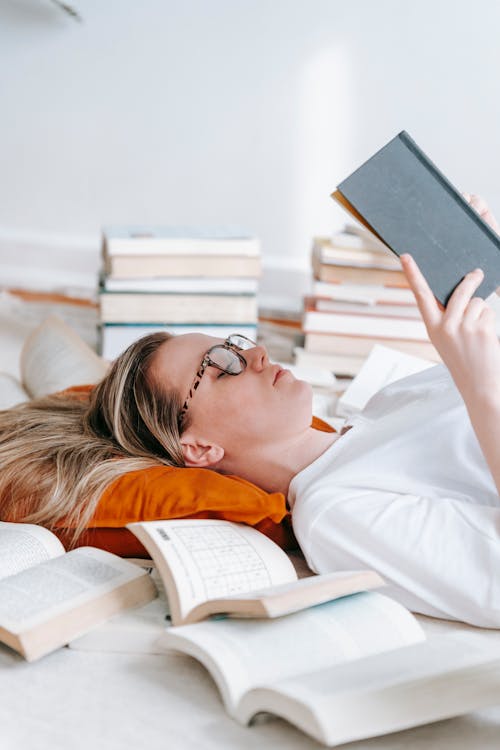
[289,364,500,627]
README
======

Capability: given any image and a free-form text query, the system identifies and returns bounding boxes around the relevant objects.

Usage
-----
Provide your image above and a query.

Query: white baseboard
[0,229,100,294]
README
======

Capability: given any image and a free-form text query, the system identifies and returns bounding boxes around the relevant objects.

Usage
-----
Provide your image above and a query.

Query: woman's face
[150,333,313,455]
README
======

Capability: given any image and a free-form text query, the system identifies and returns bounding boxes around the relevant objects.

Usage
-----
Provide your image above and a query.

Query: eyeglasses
[178,334,257,426]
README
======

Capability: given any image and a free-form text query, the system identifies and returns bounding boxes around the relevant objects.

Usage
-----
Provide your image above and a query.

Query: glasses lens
[227,334,256,351]
[210,346,244,374]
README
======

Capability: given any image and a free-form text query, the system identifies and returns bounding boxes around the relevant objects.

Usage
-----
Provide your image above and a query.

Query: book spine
[106,256,262,279]
[99,293,258,324]
[303,311,428,341]
[105,238,261,257]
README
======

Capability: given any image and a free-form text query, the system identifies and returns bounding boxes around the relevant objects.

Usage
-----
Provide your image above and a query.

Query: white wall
[1,0,499,291]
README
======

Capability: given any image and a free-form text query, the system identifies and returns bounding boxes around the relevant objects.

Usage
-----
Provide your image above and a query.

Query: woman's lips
[273,367,289,385]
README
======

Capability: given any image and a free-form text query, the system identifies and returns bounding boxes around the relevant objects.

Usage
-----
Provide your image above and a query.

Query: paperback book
[99,323,258,361]
[0,315,109,410]
[99,291,258,325]
[104,254,262,280]
[303,297,428,341]
[0,521,156,661]
[102,226,260,256]
[313,236,400,270]
[144,519,500,747]
[127,520,382,626]
[303,331,440,361]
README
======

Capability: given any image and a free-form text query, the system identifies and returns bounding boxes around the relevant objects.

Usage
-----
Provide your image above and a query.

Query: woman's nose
[245,344,269,372]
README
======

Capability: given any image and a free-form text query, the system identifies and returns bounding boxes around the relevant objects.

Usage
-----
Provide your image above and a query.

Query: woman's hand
[400,254,500,402]
[402,252,500,495]
[462,192,500,233]
[401,193,500,495]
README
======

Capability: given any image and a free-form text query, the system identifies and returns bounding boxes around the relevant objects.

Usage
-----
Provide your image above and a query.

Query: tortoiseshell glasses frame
[177,334,256,427]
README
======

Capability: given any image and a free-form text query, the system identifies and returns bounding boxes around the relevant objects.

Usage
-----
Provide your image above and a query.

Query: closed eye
[217,371,227,379]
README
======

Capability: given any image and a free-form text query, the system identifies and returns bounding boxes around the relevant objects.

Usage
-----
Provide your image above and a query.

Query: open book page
[337,344,435,417]
[128,520,297,625]
[331,191,384,243]
[161,590,424,714]
[69,563,170,654]
[20,315,109,399]
[0,521,65,580]
[237,636,500,745]
[0,547,154,633]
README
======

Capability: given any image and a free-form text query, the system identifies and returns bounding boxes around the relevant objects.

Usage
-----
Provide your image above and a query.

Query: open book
[0,521,157,661]
[69,561,171,655]
[129,522,500,746]
[127,520,383,626]
[0,315,109,409]
[161,592,500,746]
[336,344,435,417]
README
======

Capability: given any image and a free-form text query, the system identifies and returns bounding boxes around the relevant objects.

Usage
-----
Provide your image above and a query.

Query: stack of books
[296,226,439,376]
[99,227,261,359]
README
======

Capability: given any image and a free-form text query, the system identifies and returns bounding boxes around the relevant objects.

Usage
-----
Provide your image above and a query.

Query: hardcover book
[332,131,500,305]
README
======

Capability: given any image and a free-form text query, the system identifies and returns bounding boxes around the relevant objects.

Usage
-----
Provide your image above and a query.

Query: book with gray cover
[332,131,500,305]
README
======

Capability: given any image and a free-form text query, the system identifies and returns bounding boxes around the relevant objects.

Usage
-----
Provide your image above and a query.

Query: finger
[400,254,441,327]
[468,194,487,213]
[477,305,499,341]
[445,269,484,321]
[479,304,497,326]
[462,296,487,324]
[466,194,500,232]
[483,208,500,232]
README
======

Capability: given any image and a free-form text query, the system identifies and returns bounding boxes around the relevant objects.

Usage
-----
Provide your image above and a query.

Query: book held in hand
[332,130,500,305]
[0,521,157,661]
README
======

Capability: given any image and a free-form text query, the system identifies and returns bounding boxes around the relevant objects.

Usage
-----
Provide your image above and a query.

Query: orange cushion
[55,386,334,556]
[56,465,293,556]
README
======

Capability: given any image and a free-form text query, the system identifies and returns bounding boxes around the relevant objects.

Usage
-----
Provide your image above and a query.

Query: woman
[2,197,499,626]
[134,252,500,627]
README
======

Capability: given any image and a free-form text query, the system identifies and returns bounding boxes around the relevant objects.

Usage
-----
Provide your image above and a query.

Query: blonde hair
[0,332,186,546]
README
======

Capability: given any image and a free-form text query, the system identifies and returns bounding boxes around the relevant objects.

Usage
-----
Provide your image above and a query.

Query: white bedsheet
[2,618,500,750]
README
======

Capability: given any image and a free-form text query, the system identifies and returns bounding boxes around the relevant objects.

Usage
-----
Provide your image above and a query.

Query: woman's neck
[220,426,339,495]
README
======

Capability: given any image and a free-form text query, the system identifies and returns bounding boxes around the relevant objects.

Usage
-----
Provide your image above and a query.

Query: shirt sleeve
[298,489,500,627]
